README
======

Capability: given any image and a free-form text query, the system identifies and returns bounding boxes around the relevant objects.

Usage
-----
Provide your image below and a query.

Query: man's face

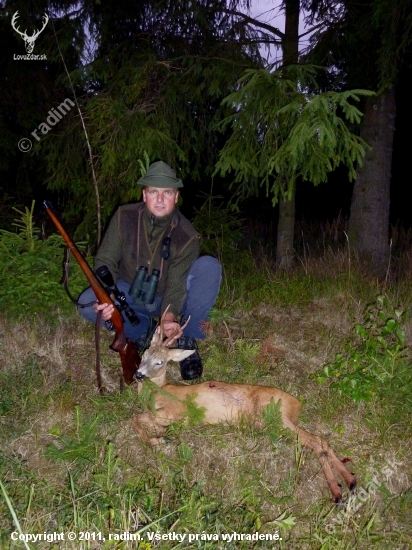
[143,187,179,217]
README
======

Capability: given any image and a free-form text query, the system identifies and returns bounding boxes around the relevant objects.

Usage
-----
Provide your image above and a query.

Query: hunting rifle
[43,200,140,385]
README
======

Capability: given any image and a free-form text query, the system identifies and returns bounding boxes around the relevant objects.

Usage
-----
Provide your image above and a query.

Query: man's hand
[162,320,183,343]
[160,311,183,345]
[93,302,115,321]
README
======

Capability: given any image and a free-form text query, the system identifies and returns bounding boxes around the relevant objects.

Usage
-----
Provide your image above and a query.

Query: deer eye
[155,360,164,366]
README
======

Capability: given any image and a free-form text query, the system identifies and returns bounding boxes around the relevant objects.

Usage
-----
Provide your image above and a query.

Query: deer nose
[134,371,146,381]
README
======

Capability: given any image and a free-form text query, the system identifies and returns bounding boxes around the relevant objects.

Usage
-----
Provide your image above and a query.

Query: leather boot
[176,336,203,380]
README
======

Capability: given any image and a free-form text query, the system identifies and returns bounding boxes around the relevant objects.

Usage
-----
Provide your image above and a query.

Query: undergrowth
[313,295,410,403]
[0,201,88,319]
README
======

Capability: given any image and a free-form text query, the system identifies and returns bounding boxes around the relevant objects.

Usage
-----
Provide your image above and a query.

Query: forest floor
[1,249,411,549]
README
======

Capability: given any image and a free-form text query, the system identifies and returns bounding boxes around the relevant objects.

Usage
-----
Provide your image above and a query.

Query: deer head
[12,11,49,54]
[135,308,194,385]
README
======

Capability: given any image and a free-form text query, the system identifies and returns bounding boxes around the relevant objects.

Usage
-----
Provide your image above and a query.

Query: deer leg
[278,397,355,501]
[131,412,168,446]
[318,438,356,492]
[289,424,356,503]
[276,397,342,500]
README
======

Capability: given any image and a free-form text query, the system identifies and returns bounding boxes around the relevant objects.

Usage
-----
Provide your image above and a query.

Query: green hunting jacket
[95,203,200,316]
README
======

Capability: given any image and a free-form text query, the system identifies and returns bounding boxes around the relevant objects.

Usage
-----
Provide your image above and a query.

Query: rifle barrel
[43,201,126,347]
[43,201,140,384]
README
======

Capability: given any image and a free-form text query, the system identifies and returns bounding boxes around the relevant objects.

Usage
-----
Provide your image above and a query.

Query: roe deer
[132,312,356,503]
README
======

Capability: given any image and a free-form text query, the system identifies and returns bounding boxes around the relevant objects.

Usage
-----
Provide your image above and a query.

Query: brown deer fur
[132,316,356,503]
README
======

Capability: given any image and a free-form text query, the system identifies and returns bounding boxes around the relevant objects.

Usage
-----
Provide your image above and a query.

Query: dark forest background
[1,0,411,277]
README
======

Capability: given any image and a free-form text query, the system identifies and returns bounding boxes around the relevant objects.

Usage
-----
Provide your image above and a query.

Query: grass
[1,244,412,549]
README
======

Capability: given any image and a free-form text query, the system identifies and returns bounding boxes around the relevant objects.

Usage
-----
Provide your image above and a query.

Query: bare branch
[220,8,285,40]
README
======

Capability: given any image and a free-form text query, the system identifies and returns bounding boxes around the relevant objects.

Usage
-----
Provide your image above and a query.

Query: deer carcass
[132,313,356,503]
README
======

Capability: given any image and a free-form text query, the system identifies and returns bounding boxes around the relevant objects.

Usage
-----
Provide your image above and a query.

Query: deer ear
[150,329,162,346]
[167,349,196,363]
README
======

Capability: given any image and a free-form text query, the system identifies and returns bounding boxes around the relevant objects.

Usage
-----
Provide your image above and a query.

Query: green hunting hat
[137,161,183,188]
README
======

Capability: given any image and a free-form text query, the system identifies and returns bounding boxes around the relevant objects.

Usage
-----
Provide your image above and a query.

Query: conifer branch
[214,66,374,206]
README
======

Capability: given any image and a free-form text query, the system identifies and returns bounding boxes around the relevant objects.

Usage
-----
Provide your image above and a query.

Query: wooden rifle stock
[43,200,140,384]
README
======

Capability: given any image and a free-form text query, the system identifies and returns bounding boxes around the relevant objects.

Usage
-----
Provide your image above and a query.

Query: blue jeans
[78,256,222,340]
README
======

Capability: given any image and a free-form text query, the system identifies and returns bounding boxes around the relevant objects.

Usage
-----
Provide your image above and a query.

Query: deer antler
[157,306,190,347]
[33,13,49,39]
[11,12,27,38]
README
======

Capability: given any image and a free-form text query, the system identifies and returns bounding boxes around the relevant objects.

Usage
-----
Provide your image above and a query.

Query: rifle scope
[95,265,140,326]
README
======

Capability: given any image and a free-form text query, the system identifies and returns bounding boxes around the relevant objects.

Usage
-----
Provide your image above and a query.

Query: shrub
[313,295,408,402]
[0,202,88,319]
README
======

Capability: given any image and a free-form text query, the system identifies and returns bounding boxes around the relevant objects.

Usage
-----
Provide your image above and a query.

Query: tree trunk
[276,0,300,269]
[348,88,396,279]
[276,184,296,268]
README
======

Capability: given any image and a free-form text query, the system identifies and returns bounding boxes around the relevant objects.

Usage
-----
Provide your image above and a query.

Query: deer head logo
[11,11,49,54]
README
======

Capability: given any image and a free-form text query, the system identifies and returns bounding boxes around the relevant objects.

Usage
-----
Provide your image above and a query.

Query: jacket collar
[143,205,176,227]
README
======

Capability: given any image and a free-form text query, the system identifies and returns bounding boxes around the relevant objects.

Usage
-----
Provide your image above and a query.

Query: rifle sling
[61,248,96,308]
[61,247,139,390]
[95,311,104,394]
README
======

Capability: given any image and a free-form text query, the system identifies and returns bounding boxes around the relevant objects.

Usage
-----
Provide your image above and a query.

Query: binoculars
[129,266,160,305]
[95,265,140,326]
